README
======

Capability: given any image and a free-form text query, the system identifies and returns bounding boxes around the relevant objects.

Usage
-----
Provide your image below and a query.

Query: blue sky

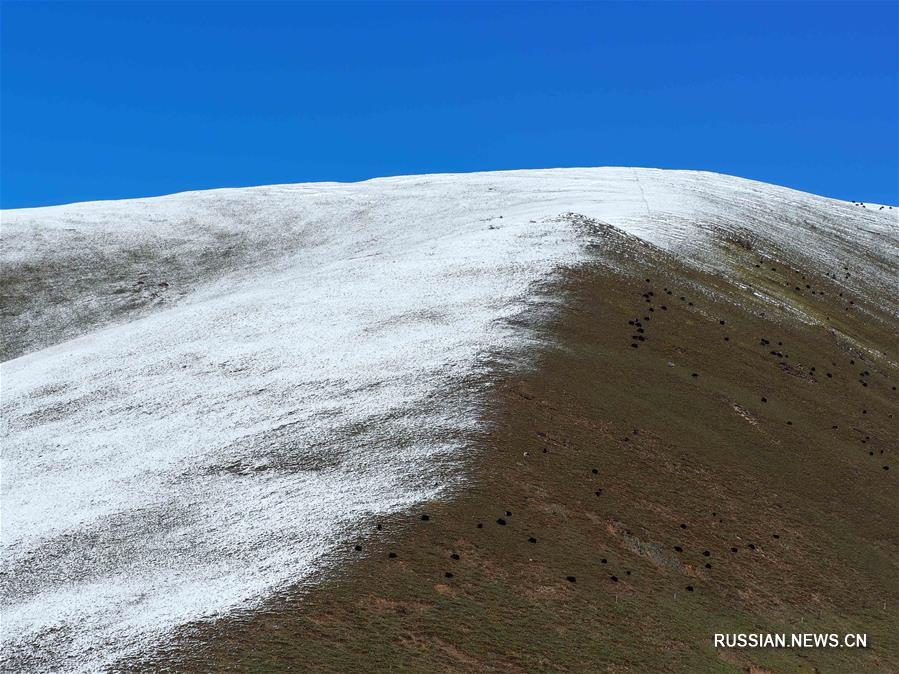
[2,1,896,209]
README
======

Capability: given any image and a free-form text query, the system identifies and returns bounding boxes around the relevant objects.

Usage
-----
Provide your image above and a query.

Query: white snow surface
[1,168,897,671]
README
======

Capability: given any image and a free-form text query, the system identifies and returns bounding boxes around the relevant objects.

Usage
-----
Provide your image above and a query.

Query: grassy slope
[135,221,897,673]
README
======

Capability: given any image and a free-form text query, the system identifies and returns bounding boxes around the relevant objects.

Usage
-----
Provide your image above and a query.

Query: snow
[1,168,896,671]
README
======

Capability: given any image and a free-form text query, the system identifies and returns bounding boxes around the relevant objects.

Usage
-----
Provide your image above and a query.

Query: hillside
[1,168,897,672]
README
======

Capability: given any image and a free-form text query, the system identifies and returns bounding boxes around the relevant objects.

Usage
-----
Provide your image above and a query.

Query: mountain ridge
[1,168,897,671]
[3,167,896,364]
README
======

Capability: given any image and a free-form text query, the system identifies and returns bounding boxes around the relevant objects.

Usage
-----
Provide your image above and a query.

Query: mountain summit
[2,168,897,672]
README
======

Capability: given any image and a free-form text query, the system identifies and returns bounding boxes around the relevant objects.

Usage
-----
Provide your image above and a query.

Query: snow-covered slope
[3,168,896,363]
[1,168,896,671]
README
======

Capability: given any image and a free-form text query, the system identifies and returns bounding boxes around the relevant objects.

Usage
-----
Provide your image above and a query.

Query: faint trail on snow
[631,167,653,218]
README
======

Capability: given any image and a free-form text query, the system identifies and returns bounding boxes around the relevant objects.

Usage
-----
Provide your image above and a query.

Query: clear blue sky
[2,1,896,209]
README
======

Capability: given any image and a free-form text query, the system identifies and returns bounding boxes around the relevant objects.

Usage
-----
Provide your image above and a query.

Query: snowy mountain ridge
[3,168,896,363]
[1,168,896,671]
